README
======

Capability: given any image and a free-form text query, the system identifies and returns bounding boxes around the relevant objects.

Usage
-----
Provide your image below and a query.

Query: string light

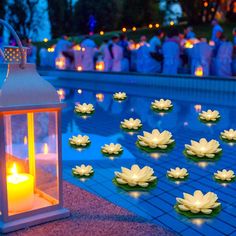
[148,24,153,29]
[155,23,160,28]
[122,27,127,32]
[132,26,136,31]
[100,31,104,36]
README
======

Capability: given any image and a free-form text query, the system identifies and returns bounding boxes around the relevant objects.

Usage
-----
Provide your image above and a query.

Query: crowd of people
[3,19,235,77]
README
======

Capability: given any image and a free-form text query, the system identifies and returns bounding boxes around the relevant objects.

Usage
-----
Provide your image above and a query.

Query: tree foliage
[47,0,73,38]
[0,0,7,34]
[121,0,159,28]
[7,0,43,39]
[179,0,220,24]
[73,0,120,34]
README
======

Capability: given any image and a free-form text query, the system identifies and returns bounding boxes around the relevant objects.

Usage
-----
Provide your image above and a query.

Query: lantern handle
[0,19,25,69]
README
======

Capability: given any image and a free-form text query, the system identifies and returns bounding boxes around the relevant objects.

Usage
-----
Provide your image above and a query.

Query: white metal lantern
[0,19,69,233]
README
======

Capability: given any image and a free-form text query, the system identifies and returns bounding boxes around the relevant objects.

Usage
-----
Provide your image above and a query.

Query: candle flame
[96,61,105,71]
[96,93,104,102]
[43,143,49,154]
[11,163,18,176]
[77,66,83,71]
[24,136,28,145]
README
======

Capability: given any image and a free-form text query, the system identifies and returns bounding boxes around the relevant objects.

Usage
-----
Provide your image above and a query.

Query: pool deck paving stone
[10,181,176,236]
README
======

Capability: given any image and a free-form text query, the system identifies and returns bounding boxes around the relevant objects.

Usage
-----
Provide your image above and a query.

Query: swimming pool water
[57,83,236,236]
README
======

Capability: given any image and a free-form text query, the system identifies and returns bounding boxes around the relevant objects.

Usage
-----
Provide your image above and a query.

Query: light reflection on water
[57,86,236,233]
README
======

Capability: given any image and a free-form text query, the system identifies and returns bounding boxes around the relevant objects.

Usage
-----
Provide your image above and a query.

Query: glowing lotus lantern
[220,129,236,142]
[151,99,173,112]
[0,19,69,233]
[176,190,221,216]
[114,164,157,188]
[214,169,235,182]
[101,143,123,156]
[195,66,203,77]
[120,118,142,131]
[137,129,174,151]
[199,110,220,122]
[72,165,94,177]
[113,92,127,101]
[167,167,188,180]
[185,138,222,159]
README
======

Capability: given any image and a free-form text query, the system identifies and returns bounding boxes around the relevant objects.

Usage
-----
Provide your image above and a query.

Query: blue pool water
[56,80,236,236]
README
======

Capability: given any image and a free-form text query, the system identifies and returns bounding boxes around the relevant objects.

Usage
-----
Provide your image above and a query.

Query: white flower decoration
[115,164,157,187]
[101,143,123,155]
[121,118,142,130]
[214,169,235,182]
[72,164,94,176]
[75,103,94,114]
[185,138,222,158]
[176,190,221,214]
[151,99,173,111]
[199,110,220,122]
[221,129,236,141]
[167,167,188,179]
[69,135,90,147]
[137,129,174,149]
[113,92,127,100]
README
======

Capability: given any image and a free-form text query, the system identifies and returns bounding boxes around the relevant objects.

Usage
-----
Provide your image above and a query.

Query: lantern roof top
[0,63,60,109]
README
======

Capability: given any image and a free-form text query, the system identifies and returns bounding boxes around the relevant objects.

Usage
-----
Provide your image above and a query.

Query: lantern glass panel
[34,111,59,207]
[4,110,59,217]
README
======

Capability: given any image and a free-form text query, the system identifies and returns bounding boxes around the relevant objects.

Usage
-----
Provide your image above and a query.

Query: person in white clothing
[190,38,213,76]
[81,36,97,71]
[103,35,123,72]
[54,35,72,58]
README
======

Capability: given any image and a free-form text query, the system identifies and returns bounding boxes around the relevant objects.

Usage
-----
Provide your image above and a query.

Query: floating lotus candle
[114,164,157,189]
[75,103,95,115]
[113,92,127,101]
[185,138,222,160]
[199,110,220,122]
[220,129,236,142]
[69,135,90,147]
[137,129,174,152]
[72,164,94,177]
[214,169,235,183]
[121,118,142,131]
[151,99,173,112]
[101,143,123,156]
[176,190,221,216]
[167,167,188,180]
[185,139,221,160]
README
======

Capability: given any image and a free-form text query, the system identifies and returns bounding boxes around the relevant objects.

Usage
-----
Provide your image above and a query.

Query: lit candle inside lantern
[7,163,34,213]
[24,136,28,145]
[95,61,105,71]
[77,66,83,71]
[43,143,49,154]
[195,66,203,77]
